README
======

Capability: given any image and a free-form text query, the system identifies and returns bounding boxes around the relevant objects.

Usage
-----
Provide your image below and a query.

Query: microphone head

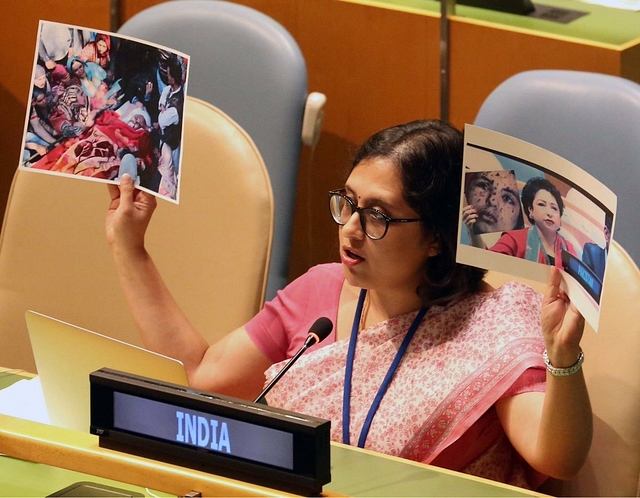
[307,317,333,346]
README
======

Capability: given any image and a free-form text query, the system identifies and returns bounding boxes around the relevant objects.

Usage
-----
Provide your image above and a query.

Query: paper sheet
[0,377,50,424]
[576,0,640,10]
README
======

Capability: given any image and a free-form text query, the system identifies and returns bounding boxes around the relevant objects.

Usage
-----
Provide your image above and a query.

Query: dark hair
[166,58,183,84]
[351,119,486,307]
[32,87,46,100]
[521,177,564,225]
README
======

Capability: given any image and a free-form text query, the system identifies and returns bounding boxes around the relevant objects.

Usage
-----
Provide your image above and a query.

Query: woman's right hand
[461,205,489,249]
[106,173,157,256]
[461,205,478,232]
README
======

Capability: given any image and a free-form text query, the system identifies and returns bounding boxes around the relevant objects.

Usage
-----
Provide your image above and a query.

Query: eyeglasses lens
[329,193,387,240]
[329,194,347,224]
[364,211,387,239]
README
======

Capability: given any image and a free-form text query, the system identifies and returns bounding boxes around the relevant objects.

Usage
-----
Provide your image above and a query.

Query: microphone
[254,317,333,404]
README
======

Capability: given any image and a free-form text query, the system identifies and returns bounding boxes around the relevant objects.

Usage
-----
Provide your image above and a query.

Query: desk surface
[345,0,640,45]
[0,457,173,498]
[0,371,541,497]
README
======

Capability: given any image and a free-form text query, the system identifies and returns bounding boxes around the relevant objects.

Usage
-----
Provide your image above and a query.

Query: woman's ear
[427,236,441,257]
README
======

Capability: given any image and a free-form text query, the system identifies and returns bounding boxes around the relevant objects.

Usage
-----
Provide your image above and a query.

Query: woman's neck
[364,287,424,325]
[535,225,557,254]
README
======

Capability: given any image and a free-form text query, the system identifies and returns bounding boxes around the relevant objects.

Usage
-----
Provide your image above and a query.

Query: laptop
[26,310,189,433]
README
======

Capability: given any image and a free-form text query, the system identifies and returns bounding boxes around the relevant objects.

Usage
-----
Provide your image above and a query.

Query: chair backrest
[474,70,640,266]
[0,97,273,373]
[119,0,310,300]
[484,240,640,497]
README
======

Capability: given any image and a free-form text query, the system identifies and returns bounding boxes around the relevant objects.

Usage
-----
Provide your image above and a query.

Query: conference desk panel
[0,372,541,497]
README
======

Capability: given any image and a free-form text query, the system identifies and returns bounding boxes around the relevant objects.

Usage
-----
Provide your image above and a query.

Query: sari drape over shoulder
[265,281,546,489]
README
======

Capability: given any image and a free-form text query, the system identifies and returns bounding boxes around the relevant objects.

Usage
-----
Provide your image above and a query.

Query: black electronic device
[562,250,603,303]
[437,0,535,15]
[48,481,144,497]
[457,0,535,15]
[90,368,331,496]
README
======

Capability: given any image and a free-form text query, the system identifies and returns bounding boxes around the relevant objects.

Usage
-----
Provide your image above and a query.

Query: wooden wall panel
[122,1,443,279]
[448,19,624,128]
[0,3,111,226]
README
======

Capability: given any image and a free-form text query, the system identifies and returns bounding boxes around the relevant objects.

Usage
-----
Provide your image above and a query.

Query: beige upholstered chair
[0,97,273,373]
[474,70,640,266]
[485,240,640,497]
[120,0,326,300]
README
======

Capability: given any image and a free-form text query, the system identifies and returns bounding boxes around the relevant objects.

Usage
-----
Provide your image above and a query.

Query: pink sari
[265,281,546,488]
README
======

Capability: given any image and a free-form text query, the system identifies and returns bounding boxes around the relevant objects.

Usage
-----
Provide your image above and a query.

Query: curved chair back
[0,97,273,372]
[484,240,640,497]
[474,70,640,265]
[119,0,310,299]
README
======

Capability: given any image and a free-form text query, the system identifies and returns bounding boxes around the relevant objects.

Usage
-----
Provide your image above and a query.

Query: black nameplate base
[90,368,331,496]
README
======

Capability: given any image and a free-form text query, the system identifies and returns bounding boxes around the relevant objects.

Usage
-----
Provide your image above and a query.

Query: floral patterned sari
[265,281,547,489]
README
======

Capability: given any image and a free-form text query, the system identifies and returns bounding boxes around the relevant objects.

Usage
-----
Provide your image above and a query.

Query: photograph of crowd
[21,21,189,202]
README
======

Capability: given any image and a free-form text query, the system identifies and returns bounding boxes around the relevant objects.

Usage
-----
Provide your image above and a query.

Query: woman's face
[32,92,47,108]
[34,75,47,89]
[97,40,108,55]
[71,61,85,78]
[529,189,561,235]
[338,157,437,294]
[466,171,520,234]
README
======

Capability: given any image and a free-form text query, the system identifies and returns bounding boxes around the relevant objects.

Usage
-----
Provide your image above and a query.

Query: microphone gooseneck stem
[253,343,310,404]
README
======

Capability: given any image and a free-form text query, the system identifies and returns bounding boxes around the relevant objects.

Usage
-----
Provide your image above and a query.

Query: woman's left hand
[541,266,585,367]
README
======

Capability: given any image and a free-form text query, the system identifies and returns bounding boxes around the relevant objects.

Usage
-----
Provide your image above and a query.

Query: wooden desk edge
[340,0,634,50]
[0,414,344,497]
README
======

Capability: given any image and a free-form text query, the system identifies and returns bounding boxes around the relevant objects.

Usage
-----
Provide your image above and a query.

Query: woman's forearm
[535,366,593,479]
[110,244,209,379]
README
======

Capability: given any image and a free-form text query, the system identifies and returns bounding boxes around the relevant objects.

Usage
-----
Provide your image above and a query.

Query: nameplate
[90,368,331,496]
[562,250,602,303]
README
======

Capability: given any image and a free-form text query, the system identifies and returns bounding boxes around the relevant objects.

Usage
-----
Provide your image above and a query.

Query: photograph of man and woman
[458,125,616,332]
[20,20,189,202]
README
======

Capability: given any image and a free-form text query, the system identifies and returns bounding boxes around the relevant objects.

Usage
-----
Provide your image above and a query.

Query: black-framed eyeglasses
[328,189,422,240]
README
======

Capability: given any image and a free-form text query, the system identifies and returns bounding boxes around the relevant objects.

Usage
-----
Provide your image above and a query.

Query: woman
[66,56,118,112]
[33,64,52,95]
[106,120,591,489]
[80,33,111,72]
[467,176,577,268]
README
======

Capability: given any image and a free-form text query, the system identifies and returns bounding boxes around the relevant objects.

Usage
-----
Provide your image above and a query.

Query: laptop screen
[26,310,188,432]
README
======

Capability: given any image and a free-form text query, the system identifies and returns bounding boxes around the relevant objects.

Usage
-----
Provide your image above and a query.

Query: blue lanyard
[342,289,428,448]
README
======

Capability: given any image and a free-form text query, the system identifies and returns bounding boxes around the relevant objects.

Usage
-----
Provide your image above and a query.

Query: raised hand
[541,266,585,368]
[105,174,157,255]
[461,204,478,230]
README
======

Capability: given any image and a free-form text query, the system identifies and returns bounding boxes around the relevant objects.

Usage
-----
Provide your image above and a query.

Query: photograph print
[457,125,617,332]
[21,20,189,203]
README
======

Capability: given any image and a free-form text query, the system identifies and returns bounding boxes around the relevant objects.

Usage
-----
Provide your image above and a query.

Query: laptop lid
[26,310,188,432]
